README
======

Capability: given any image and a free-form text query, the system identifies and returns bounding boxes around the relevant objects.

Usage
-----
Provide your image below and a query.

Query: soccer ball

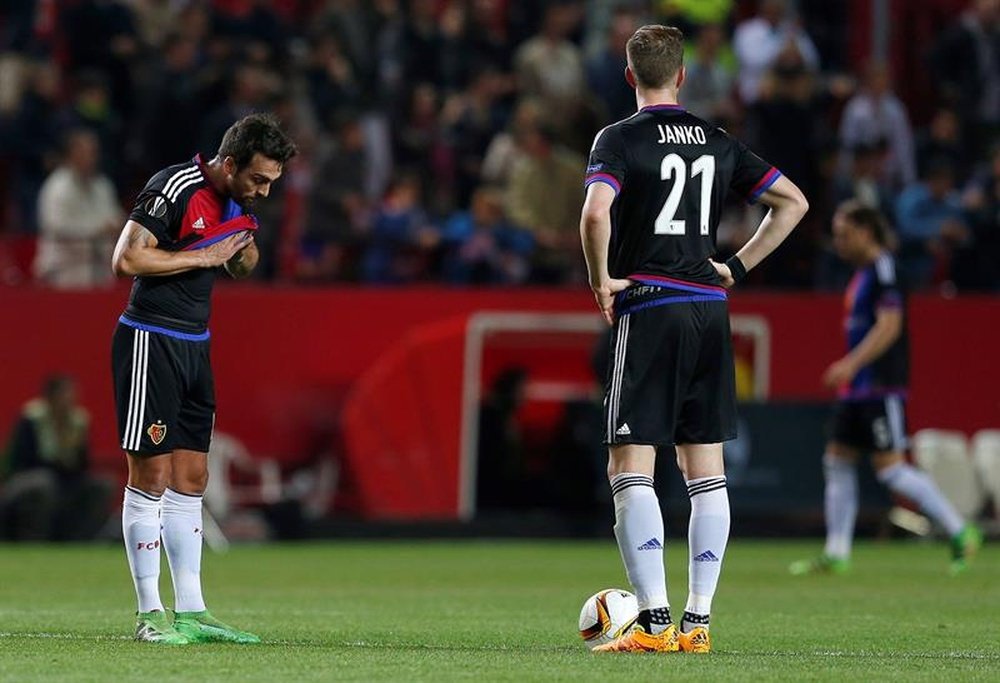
[578,588,638,649]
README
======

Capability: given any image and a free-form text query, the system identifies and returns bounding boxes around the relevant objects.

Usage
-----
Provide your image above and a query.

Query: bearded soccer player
[110,113,296,643]
[580,25,808,653]
[790,201,982,578]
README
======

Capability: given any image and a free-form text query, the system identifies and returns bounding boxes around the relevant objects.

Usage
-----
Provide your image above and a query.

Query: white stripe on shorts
[122,330,149,451]
[607,314,630,441]
[885,394,907,451]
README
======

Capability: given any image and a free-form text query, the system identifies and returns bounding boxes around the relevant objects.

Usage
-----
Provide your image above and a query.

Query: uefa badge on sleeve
[146,196,167,219]
[147,421,167,446]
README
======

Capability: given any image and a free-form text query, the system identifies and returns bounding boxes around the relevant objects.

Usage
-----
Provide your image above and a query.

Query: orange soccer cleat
[677,626,711,653]
[592,624,679,653]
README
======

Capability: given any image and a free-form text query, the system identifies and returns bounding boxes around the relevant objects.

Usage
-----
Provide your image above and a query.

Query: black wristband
[725,255,747,284]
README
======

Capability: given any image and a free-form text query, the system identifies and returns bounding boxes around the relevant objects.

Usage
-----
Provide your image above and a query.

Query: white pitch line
[0,634,997,661]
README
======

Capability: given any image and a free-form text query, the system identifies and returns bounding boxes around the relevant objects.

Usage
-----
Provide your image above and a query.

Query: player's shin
[823,454,858,560]
[161,488,206,612]
[876,462,964,537]
[684,476,729,633]
[123,486,164,613]
[610,472,672,631]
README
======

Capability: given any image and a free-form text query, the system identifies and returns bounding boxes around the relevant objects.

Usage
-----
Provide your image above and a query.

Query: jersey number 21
[654,153,715,236]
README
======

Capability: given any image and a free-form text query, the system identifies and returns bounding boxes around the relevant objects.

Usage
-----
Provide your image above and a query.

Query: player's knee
[675,452,688,479]
[126,454,171,496]
[127,472,169,498]
[872,451,904,475]
[171,468,208,495]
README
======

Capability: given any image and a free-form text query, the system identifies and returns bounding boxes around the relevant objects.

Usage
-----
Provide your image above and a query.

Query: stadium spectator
[481,98,543,186]
[440,67,509,210]
[56,71,124,185]
[838,62,916,189]
[139,33,206,172]
[0,375,111,541]
[586,7,642,123]
[958,142,1000,289]
[301,114,371,281]
[61,0,139,117]
[832,140,895,219]
[305,34,363,129]
[441,185,533,284]
[929,0,999,160]
[33,128,121,288]
[895,159,971,286]
[199,65,277,160]
[745,46,825,213]
[733,0,819,104]
[361,173,439,283]
[654,0,734,33]
[916,108,968,182]
[504,122,586,283]
[514,2,585,106]
[4,59,62,234]
[681,23,736,125]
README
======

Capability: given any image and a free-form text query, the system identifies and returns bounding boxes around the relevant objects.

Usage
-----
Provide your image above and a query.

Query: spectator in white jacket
[733,0,819,103]
[839,62,917,189]
[34,129,122,288]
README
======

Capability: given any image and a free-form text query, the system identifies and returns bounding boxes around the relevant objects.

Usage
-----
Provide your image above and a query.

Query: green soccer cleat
[789,554,851,576]
[949,524,983,576]
[134,610,191,644]
[172,610,261,644]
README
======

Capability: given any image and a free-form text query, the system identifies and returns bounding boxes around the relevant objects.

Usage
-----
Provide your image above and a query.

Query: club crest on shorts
[147,420,167,445]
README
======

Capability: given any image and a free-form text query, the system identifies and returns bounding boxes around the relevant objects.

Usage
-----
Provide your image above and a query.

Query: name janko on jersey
[656,124,707,145]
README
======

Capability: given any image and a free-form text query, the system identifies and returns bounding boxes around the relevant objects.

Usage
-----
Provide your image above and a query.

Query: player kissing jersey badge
[147,421,167,445]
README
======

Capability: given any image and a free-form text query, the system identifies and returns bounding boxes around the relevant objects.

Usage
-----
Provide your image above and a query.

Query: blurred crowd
[0,0,997,291]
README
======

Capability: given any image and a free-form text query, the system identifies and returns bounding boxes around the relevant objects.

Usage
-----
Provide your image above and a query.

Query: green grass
[0,540,997,682]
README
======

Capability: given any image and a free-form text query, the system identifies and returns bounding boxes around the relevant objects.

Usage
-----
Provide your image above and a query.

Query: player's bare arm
[580,182,633,326]
[711,175,809,287]
[112,220,253,278]
[822,307,902,388]
[223,240,259,279]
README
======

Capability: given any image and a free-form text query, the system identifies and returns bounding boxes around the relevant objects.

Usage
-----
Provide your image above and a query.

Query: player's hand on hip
[592,278,632,326]
[822,357,857,390]
[200,231,254,268]
[710,260,734,288]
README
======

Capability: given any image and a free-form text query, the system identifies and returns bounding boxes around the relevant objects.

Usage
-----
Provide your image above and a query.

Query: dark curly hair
[218,112,297,170]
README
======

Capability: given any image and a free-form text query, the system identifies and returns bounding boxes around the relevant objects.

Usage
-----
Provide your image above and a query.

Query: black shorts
[111,319,215,455]
[603,299,736,446]
[829,395,908,453]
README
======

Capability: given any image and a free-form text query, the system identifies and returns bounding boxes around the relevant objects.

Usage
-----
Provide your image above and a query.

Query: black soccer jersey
[842,251,909,398]
[125,155,246,333]
[585,104,780,286]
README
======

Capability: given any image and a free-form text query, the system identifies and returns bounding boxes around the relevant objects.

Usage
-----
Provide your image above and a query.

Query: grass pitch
[0,539,996,682]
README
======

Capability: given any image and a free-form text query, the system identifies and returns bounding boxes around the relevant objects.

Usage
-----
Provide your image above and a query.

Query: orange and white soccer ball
[578,588,638,649]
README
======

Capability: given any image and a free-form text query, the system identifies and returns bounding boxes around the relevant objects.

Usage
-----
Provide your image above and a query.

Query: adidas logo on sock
[616,423,631,436]
[693,550,719,562]
[637,538,663,551]
[192,216,206,230]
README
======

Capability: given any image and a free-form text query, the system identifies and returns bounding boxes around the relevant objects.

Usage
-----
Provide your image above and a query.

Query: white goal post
[458,311,771,519]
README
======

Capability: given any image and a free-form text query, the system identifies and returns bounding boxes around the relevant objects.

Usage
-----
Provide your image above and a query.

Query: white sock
[122,486,163,613]
[610,473,669,615]
[877,462,965,536]
[823,454,858,560]
[161,488,206,613]
[684,476,729,631]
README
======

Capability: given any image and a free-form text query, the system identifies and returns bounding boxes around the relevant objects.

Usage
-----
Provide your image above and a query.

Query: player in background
[790,201,982,577]
[580,25,808,654]
[111,113,296,643]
